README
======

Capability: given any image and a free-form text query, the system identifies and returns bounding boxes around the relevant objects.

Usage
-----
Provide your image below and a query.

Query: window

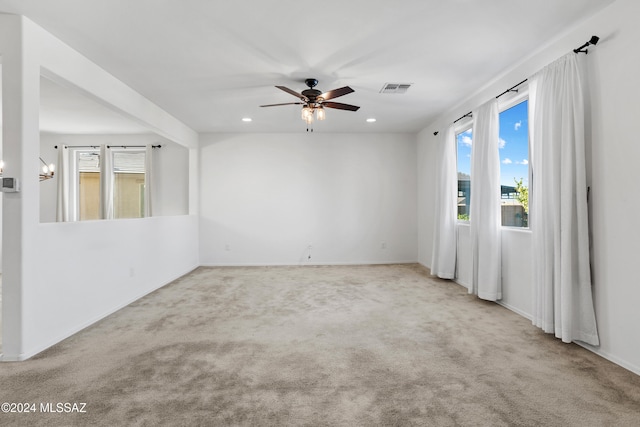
[498,100,529,227]
[73,147,147,220]
[113,150,146,219]
[456,128,472,221]
[76,150,101,221]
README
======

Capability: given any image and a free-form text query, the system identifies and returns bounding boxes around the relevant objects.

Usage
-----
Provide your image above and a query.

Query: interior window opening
[74,148,147,220]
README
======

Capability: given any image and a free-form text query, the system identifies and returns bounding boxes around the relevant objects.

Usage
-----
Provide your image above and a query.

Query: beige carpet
[0,264,639,426]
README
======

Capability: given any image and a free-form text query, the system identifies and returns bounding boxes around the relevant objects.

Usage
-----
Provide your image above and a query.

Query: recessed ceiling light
[366,118,377,123]
[242,117,252,122]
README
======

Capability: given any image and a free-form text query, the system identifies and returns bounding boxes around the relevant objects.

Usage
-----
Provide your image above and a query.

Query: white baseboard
[575,342,640,377]
[496,301,533,321]
[2,264,198,362]
[420,271,640,377]
[454,278,470,290]
[5,262,639,379]
[199,260,419,267]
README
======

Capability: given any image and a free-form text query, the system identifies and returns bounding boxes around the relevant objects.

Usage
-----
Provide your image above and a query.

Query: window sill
[456,222,531,233]
[501,226,531,233]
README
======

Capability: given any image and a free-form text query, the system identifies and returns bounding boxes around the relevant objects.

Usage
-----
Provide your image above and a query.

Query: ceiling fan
[260,79,360,129]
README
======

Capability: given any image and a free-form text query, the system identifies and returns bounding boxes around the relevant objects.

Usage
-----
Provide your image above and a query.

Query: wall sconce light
[40,157,55,181]
[0,158,55,181]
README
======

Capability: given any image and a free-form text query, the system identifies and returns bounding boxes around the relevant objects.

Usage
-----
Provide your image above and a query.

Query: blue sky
[457,100,529,188]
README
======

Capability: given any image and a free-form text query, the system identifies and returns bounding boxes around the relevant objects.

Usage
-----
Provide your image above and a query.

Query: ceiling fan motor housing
[302,88,322,102]
[302,78,322,102]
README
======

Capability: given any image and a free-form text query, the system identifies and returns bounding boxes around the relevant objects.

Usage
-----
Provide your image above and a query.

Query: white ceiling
[0,0,615,134]
[38,76,154,134]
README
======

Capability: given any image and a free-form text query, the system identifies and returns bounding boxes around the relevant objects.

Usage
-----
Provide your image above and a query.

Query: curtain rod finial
[574,35,600,54]
[434,131,439,136]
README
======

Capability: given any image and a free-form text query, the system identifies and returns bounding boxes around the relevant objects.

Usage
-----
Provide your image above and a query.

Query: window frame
[67,146,148,221]
[110,148,147,219]
[497,87,531,229]
[455,118,473,224]
[70,147,101,221]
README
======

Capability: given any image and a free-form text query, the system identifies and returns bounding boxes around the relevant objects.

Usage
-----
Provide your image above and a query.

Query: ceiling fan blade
[260,102,305,107]
[276,86,307,101]
[320,86,354,101]
[322,101,360,111]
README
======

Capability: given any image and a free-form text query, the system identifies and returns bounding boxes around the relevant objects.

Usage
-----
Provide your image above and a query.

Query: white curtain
[431,125,458,279]
[529,53,599,345]
[99,144,114,220]
[144,144,153,217]
[470,99,502,301]
[56,145,73,222]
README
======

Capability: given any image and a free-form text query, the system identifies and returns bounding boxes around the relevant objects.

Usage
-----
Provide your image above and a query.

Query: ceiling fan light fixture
[316,107,325,121]
[301,106,313,121]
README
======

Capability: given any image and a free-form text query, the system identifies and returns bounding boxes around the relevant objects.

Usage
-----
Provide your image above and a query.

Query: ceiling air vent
[380,83,412,94]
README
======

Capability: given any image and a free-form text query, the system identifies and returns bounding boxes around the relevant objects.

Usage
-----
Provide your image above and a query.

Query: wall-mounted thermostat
[2,177,20,192]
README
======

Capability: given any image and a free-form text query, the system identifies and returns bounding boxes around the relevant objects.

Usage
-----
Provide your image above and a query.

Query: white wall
[39,134,190,223]
[153,138,190,216]
[418,0,640,374]
[200,133,418,266]
[416,127,438,267]
[0,124,3,272]
[28,216,198,357]
[1,15,199,360]
[585,0,640,375]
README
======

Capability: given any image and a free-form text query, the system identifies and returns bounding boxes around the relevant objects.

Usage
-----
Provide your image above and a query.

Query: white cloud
[461,135,472,146]
[502,158,512,164]
[499,138,506,149]
[514,121,522,131]
[516,159,529,165]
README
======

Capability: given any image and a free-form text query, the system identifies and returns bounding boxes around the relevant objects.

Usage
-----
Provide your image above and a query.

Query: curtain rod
[107,145,161,149]
[54,145,98,149]
[452,112,472,125]
[449,78,530,128]
[54,145,161,149]
[434,35,599,136]
[494,78,528,99]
